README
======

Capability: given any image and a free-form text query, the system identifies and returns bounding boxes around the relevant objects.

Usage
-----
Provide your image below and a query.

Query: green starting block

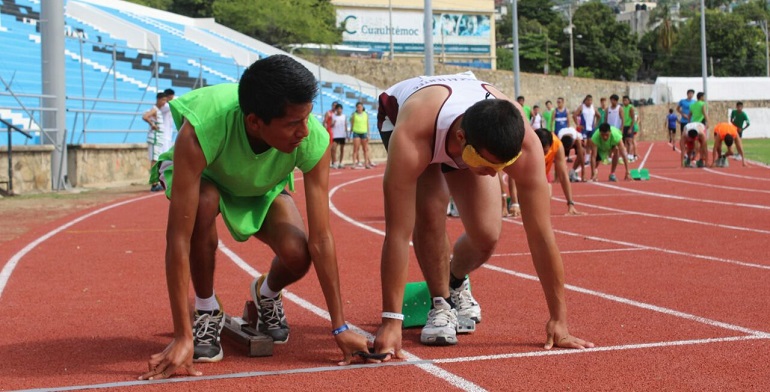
[402,281,475,333]
[630,168,650,181]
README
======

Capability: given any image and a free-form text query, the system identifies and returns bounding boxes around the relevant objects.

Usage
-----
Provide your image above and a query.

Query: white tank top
[381,72,494,169]
[607,104,622,128]
[557,127,582,141]
[581,104,596,130]
[331,113,347,139]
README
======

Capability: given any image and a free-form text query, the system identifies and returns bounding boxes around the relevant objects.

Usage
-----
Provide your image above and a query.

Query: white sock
[195,293,220,312]
[260,278,280,298]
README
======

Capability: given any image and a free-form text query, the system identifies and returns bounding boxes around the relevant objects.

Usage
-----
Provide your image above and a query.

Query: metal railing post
[112,44,118,100]
[6,123,11,194]
[80,38,87,143]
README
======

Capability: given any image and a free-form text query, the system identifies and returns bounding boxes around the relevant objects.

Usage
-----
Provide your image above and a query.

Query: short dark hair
[163,88,175,96]
[517,96,525,101]
[156,92,166,100]
[561,134,574,151]
[696,92,704,100]
[545,100,552,105]
[669,109,674,114]
[687,89,695,94]
[334,103,343,110]
[534,128,553,149]
[737,101,743,106]
[610,94,619,101]
[688,129,698,138]
[599,123,611,133]
[533,105,539,110]
[238,55,317,124]
[724,134,734,147]
[622,95,630,101]
[583,95,593,104]
[462,99,525,162]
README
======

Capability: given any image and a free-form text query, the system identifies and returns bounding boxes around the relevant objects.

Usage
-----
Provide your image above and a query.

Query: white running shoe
[449,277,481,324]
[420,298,458,346]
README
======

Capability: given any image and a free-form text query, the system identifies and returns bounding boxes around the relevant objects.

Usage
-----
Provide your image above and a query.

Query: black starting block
[221,301,273,357]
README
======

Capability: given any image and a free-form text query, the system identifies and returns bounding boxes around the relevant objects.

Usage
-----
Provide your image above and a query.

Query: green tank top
[690,101,706,123]
[351,111,368,134]
[542,109,554,131]
[623,105,634,126]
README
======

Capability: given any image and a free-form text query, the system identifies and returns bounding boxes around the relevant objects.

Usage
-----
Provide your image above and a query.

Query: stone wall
[0,145,54,194]
[309,55,643,116]
[67,144,151,188]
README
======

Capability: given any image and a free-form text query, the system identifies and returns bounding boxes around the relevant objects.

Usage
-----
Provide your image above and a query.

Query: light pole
[762,20,769,77]
[512,0,521,96]
[566,4,575,77]
[699,0,708,98]
[388,0,394,60]
[424,0,434,75]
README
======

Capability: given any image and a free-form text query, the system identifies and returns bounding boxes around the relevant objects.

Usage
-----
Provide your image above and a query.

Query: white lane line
[482,263,769,337]
[650,174,770,195]
[492,248,643,257]
[328,175,770,338]
[591,182,770,211]
[553,196,770,236]
[15,335,768,392]
[218,242,484,391]
[638,143,654,169]
[0,193,160,299]
[435,335,768,364]
[703,168,770,182]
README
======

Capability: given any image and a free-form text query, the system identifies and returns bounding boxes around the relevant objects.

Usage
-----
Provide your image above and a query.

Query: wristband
[382,312,404,321]
[567,200,575,206]
[332,324,349,336]
[511,203,520,208]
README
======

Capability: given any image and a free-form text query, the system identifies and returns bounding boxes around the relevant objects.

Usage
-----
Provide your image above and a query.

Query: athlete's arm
[506,130,593,350]
[303,145,370,364]
[679,135,687,167]
[617,142,631,180]
[735,137,748,166]
[554,145,579,215]
[143,108,158,129]
[629,107,636,129]
[711,136,721,167]
[676,102,683,117]
[374,101,434,359]
[588,139,598,181]
[699,133,709,166]
[141,120,207,380]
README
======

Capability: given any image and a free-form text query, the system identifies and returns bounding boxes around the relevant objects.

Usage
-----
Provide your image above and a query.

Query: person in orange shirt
[535,128,581,215]
[712,122,747,167]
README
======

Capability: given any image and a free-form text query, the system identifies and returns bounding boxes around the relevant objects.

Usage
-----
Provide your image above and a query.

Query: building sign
[338,9,491,54]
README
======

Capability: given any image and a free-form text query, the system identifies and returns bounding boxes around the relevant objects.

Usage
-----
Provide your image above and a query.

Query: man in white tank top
[606,94,624,130]
[374,73,593,355]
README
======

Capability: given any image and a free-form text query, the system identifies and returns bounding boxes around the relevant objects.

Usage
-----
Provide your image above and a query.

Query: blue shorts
[352,133,368,139]
[582,128,595,139]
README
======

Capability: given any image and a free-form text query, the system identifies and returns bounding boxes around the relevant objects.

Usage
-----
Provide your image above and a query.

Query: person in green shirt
[597,97,607,125]
[350,102,373,168]
[140,55,369,381]
[689,92,708,126]
[517,95,532,121]
[621,96,636,161]
[542,100,554,132]
[730,101,750,137]
[588,123,631,182]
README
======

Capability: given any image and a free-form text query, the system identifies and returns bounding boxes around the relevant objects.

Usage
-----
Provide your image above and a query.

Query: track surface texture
[2,142,769,391]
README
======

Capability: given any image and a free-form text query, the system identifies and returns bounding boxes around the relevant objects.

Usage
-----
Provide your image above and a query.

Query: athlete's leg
[610,146,620,175]
[330,141,339,166]
[412,164,452,299]
[444,169,501,277]
[189,179,221,298]
[353,137,361,165]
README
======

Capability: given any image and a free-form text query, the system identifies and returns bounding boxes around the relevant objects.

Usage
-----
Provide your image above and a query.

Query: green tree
[212,0,341,46]
[496,0,565,73]
[562,2,641,80]
[661,10,765,76]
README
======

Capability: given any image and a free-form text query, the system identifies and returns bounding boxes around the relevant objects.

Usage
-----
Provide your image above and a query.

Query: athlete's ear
[456,128,467,144]
[245,113,264,133]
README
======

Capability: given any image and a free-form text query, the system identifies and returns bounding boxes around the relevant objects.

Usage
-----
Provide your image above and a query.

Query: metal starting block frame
[221,301,273,357]
[457,315,476,334]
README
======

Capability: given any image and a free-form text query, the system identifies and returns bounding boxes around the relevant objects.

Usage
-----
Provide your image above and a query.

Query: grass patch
[741,138,770,164]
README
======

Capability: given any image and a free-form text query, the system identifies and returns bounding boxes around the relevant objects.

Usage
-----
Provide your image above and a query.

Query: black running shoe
[192,309,225,362]
[250,275,290,344]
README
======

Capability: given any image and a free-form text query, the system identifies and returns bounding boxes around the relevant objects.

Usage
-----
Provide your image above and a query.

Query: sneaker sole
[420,335,458,346]
[193,350,224,363]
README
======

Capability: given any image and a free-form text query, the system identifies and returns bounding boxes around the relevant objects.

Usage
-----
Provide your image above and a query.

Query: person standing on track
[543,100,554,132]
[373,72,593,356]
[143,92,168,192]
[666,108,678,150]
[621,96,636,162]
[551,97,570,135]
[573,94,599,141]
[730,102,750,138]
[350,102,372,169]
[712,122,747,168]
[330,103,348,169]
[680,122,708,168]
[676,89,696,134]
[689,92,708,128]
[606,94,624,131]
[588,123,631,182]
[140,56,369,381]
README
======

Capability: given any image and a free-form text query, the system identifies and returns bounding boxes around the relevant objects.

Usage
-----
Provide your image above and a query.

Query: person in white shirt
[530,105,543,129]
[573,95,600,140]
[142,92,168,192]
[606,94,624,130]
[159,88,176,154]
[330,103,348,168]
[557,127,585,182]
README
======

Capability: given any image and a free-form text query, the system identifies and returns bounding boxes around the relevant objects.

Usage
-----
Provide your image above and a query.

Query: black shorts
[333,137,346,145]
[668,127,676,133]
[680,122,688,133]
[622,126,633,139]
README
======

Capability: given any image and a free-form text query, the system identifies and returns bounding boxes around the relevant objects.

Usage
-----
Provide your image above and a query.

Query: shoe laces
[193,312,222,346]
[426,307,456,329]
[259,296,286,330]
[451,285,478,312]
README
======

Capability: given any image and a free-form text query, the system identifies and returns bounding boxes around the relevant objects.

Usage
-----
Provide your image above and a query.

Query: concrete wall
[67,144,150,188]
[0,145,54,194]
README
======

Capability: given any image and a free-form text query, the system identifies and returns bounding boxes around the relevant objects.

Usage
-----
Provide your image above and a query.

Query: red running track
[1,141,769,391]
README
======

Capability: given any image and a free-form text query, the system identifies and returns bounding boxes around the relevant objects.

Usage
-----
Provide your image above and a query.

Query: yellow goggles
[462,144,521,172]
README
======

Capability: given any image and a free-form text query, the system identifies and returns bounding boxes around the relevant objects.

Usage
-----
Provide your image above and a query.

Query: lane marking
[217,242,485,392]
[492,248,643,257]
[0,194,160,299]
[553,196,770,236]
[14,335,768,392]
[638,143,654,169]
[703,168,770,182]
[591,182,770,210]
[483,262,769,337]
[650,174,770,195]
[328,175,770,337]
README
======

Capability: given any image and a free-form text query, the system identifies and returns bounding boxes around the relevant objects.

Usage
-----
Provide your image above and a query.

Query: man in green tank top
[542,100,554,132]
[141,56,368,381]
[621,96,637,161]
[689,92,708,126]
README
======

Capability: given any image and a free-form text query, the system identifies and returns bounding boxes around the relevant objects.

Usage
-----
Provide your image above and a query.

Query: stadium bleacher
[0,0,381,145]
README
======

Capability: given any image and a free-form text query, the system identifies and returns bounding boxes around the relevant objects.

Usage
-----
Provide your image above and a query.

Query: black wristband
[567,200,575,206]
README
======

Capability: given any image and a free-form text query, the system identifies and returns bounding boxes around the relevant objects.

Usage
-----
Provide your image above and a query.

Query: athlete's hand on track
[334,329,373,365]
[566,205,584,216]
[139,338,201,380]
[510,204,521,218]
[373,321,405,361]
[544,319,594,350]
[624,172,631,181]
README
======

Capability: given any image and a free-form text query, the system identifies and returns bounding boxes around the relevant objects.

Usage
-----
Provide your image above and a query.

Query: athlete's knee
[468,230,499,261]
[276,233,311,277]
